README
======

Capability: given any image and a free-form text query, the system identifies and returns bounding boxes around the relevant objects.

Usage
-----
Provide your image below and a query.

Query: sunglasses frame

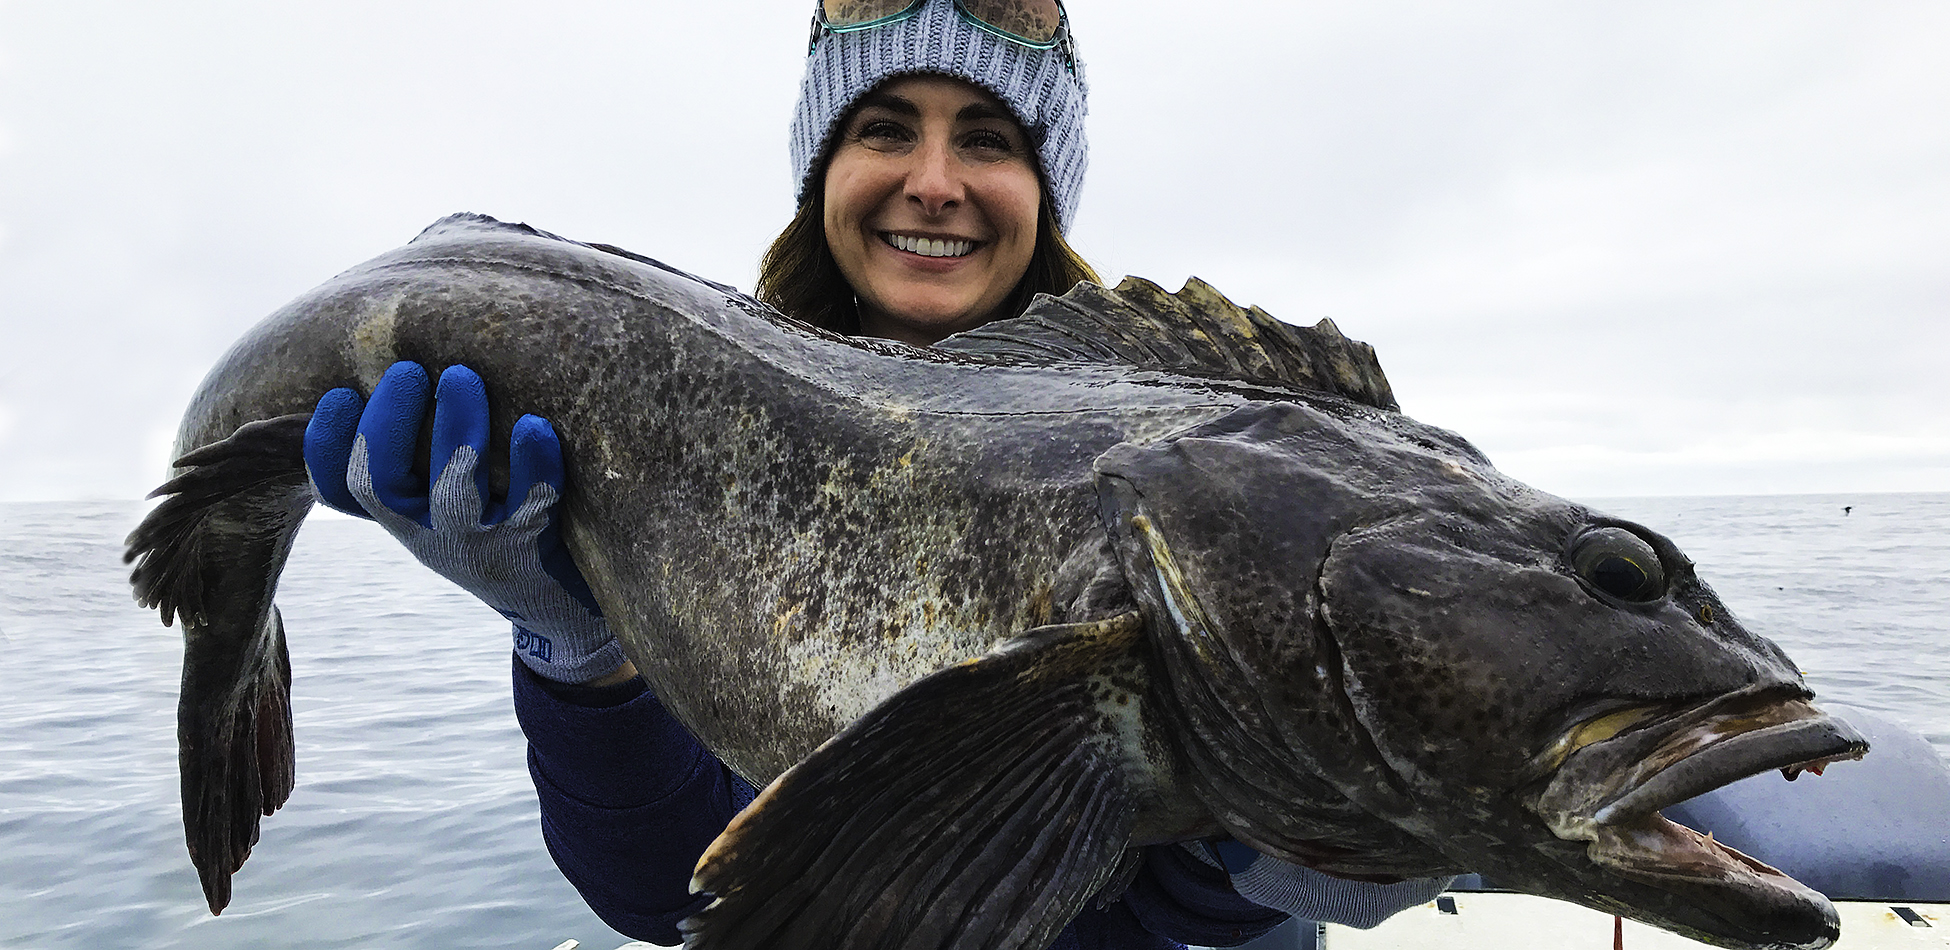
[817,0,929,37]
[808,0,1076,72]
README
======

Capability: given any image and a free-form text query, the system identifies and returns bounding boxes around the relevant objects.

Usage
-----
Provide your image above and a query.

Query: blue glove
[1192,841,1453,929]
[304,360,624,683]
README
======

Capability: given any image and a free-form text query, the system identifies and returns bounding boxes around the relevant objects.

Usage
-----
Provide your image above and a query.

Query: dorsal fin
[409,212,743,295]
[939,277,1399,411]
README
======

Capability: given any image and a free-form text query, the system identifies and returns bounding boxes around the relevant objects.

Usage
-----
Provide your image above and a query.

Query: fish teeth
[1781,756,1838,781]
[885,233,975,258]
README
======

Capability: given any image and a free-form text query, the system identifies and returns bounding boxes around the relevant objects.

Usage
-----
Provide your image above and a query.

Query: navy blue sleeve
[1050,900,1183,950]
[1116,844,1293,947]
[1043,845,1295,950]
[512,655,757,945]
[515,655,1281,948]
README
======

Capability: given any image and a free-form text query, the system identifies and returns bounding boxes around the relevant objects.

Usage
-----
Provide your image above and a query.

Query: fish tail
[125,412,314,914]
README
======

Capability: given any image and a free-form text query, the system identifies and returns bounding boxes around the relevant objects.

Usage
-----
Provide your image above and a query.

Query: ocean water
[1,494,1945,950]
[1591,493,1950,754]
[0,502,633,950]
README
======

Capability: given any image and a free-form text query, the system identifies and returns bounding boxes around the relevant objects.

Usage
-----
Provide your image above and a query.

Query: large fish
[127,214,1867,950]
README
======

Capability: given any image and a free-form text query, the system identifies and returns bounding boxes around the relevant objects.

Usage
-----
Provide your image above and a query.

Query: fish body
[128,214,1865,950]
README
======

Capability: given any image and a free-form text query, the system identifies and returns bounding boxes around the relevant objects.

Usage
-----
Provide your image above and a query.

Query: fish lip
[1526,684,1867,879]
[1531,685,1868,839]
[1512,688,1864,949]
[1590,712,1865,828]
[1573,817,1843,950]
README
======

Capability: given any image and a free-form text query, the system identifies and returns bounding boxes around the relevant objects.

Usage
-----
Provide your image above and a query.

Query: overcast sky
[1,1,1944,502]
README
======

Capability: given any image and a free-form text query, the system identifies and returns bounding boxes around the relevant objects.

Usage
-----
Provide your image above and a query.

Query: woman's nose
[904,139,964,216]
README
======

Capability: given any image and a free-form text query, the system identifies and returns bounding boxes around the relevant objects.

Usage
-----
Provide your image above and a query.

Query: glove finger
[430,365,492,528]
[304,387,373,519]
[508,414,602,616]
[357,361,434,526]
[501,413,564,527]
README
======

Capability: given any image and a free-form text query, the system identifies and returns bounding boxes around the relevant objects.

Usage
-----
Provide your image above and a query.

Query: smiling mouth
[881,232,978,258]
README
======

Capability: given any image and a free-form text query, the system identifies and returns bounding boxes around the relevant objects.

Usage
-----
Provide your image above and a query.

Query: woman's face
[823,75,1043,345]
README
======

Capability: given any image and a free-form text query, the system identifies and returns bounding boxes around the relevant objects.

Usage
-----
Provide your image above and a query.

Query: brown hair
[755,184,1100,337]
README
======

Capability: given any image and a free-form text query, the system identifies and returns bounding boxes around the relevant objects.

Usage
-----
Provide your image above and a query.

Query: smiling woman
[818,76,1046,343]
[293,1,1453,948]
[756,79,1097,340]
[749,0,1098,341]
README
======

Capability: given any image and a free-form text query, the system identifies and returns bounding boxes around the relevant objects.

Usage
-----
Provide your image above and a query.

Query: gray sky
[1,1,1944,502]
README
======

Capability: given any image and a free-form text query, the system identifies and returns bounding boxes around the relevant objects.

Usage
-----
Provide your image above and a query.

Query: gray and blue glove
[304,360,624,684]
[1192,840,1453,929]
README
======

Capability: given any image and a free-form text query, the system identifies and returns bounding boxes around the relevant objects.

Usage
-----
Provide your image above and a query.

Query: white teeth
[885,233,974,258]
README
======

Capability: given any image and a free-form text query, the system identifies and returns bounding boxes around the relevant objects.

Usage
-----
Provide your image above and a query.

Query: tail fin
[126,412,315,913]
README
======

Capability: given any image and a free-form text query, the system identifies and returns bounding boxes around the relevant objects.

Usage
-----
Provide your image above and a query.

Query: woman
[304,1,1449,946]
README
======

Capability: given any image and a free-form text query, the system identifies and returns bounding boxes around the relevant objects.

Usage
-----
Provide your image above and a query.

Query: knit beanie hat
[790,0,1089,231]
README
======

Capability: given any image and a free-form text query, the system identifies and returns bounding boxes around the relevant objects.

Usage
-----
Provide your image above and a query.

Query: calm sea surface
[2,495,1946,949]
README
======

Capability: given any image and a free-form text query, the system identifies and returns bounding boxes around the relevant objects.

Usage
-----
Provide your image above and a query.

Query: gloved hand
[304,360,625,684]
[1192,840,1454,929]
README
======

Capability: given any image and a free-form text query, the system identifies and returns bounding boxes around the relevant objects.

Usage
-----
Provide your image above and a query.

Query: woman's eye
[961,130,1017,154]
[856,120,912,147]
[1569,527,1667,602]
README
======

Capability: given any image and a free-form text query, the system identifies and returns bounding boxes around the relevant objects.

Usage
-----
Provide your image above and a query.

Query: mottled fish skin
[148,214,1265,787]
[1096,401,1865,949]
[130,213,1864,950]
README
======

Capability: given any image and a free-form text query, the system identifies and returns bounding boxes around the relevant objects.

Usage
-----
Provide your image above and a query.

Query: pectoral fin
[682,612,1152,950]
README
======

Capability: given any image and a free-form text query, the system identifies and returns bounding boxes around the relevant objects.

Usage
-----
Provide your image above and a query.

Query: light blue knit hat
[790,0,1089,231]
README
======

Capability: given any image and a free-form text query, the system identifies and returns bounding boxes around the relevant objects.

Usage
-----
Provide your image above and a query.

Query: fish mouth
[1524,685,1868,947]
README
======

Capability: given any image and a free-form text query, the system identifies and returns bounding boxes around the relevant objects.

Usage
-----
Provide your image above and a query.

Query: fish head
[1096,400,1867,950]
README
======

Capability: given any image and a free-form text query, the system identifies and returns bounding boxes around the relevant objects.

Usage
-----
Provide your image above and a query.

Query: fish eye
[1569,527,1667,602]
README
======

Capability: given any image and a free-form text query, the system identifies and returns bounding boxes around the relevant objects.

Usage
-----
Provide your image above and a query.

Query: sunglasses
[810,0,1076,70]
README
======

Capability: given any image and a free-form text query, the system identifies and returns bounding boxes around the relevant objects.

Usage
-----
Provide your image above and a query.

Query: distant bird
[1844,506,1853,516]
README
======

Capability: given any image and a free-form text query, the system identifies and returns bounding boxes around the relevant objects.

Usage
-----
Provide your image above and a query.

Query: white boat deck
[547,895,1948,949]
[1312,894,1947,949]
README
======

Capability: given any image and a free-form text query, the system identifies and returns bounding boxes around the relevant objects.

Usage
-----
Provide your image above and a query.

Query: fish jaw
[1303,496,1866,948]
[1517,688,1869,949]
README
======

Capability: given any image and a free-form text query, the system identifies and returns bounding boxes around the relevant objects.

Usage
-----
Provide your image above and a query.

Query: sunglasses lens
[821,0,923,28]
[956,0,1062,44]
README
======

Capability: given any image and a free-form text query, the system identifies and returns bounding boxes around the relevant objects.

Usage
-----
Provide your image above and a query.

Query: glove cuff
[514,625,628,684]
[1231,859,1452,929]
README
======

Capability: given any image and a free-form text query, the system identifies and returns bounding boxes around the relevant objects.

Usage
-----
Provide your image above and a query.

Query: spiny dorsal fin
[939,277,1399,411]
